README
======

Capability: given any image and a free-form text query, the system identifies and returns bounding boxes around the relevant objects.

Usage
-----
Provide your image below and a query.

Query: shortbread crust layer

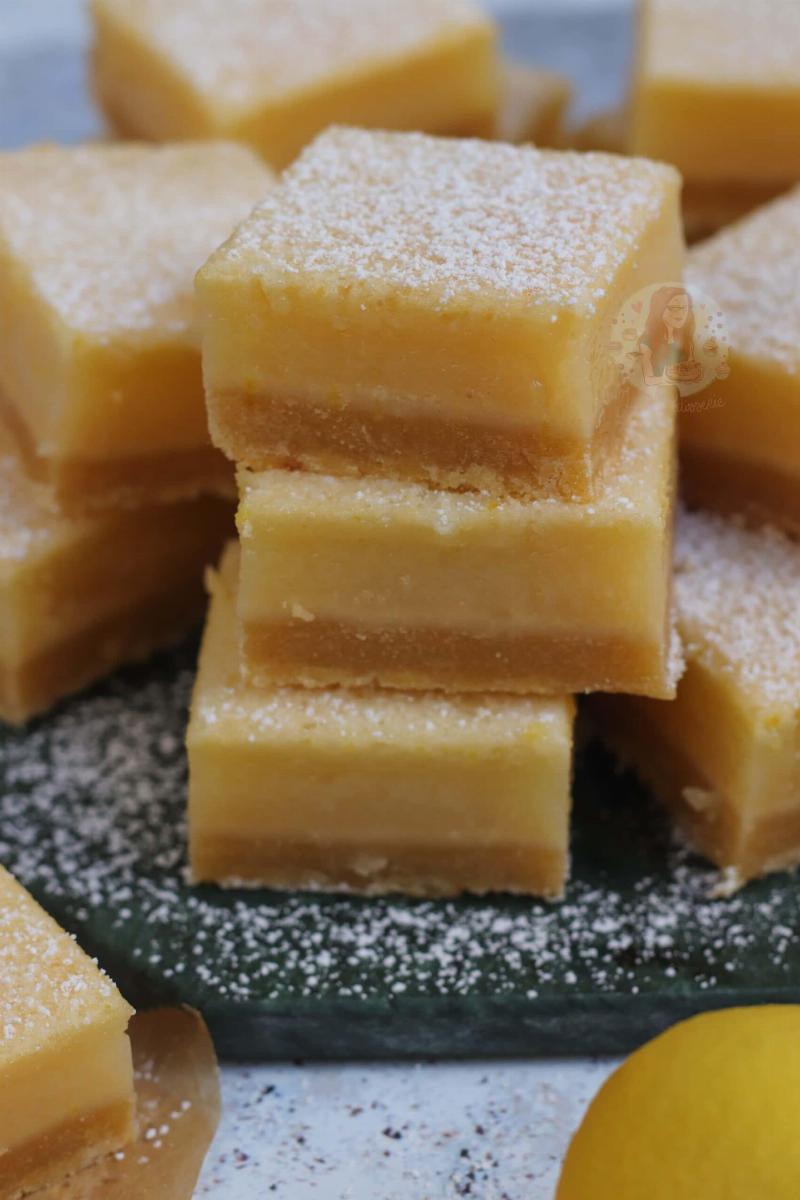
[207,379,633,502]
[1,1097,134,1200]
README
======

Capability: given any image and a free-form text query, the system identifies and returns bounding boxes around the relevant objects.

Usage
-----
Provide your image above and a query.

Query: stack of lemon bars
[187,127,684,899]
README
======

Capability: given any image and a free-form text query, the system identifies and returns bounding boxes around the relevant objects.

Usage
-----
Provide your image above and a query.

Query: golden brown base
[191,835,566,899]
[592,695,800,886]
[0,579,205,725]
[0,384,233,515]
[0,1096,135,1200]
[242,618,676,699]
[681,445,800,537]
[209,384,632,502]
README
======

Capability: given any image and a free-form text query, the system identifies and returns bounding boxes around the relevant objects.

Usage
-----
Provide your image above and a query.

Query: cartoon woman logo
[639,286,703,389]
[610,281,729,401]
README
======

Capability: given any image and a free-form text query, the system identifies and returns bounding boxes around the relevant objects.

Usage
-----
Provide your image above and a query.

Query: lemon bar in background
[0,421,231,725]
[594,510,800,888]
[188,548,574,899]
[89,0,498,170]
[495,63,572,145]
[0,142,272,514]
[236,386,678,699]
[630,0,800,186]
[682,186,800,533]
[0,866,135,1199]
[197,128,683,501]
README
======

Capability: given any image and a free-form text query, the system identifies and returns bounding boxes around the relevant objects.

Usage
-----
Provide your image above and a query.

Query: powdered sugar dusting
[675,508,800,715]
[643,0,800,86]
[687,185,800,373]
[0,143,272,337]
[0,866,131,1068]
[1,647,795,1025]
[213,128,679,311]
[94,0,489,111]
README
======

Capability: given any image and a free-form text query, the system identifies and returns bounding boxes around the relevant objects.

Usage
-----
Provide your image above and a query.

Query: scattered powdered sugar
[1,644,796,1032]
[216,127,679,310]
[687,185,800,373]
[643,0,800,86]
[99,0,488,111]
[675,508,800,715]
[0,143,271,337]
[0,865,129,1067]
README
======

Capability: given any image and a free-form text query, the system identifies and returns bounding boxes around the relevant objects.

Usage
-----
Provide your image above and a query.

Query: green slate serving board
[2,8,800,1061]
[1,640,799,1060]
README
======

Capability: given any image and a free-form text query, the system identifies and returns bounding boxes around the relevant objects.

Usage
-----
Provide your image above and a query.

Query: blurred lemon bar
[0,865,135,1199]
[90,0,498,169]
[0,142,272,514]
[495,63,572,145]
[0,419,231,724]
[197,127,683,500]
[234,386,678,698]
[187,546,574,898]
[594,509,800,887]
[631,0,800,187]
[682,185,800,532]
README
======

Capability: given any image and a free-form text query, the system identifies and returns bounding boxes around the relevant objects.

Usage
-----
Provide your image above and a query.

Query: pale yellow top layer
[640,0,800,86]
[687,185,800,374]
[92,0,490,114]
[239,382,672,527]
[675,509,800,716]
[0,142,272,340]
[0,866,133,1069]
[195,548,573,748]
[207,126,679,314]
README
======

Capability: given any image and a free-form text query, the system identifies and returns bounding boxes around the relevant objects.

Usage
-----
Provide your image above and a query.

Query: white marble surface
[0,1,625,1195]
[198,1058,616,1198]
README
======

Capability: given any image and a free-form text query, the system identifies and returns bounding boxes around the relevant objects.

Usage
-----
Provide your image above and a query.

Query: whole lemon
[557,1006,800,1199]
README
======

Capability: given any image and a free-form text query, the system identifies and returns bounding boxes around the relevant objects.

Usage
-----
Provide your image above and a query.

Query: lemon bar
[594,510,800,887]
[0,866,135,1199]
[0,421,231,724]
[0,142,272,514]
[89,0,498,170]
[495,64,571,146]
[630,0,800,185]
[187,548,574,898]
[236,385,678,698]
[197,128,683,500]
[681,186,800,533]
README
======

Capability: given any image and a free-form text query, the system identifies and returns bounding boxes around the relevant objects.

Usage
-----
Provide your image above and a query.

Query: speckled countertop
[199,1058,615,1198]
[0,2,626,1195]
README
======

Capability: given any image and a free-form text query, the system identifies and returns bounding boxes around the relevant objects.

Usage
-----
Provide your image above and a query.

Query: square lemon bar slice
[682,185,800,533]
[0,419,231,725]
[630,0,800,185]
[0,866,135,1199]
[594,510,800,887]
[236,385,678,698]
[187,548,574,898]
[0,142,272,514]
[90,0,498,170]
[197,127,683,500]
